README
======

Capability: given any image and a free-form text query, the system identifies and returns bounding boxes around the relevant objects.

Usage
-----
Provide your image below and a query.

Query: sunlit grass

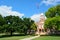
[0,36,31,40]
[33,36,60,40]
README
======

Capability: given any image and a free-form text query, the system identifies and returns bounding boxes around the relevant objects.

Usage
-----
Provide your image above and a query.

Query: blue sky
[0,0,60,22]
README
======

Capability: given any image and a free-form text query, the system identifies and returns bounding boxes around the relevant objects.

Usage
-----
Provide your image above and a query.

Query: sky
[0,0,60,22]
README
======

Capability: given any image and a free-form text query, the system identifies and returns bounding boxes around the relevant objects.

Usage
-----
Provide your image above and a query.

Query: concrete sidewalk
[20,36,39,40]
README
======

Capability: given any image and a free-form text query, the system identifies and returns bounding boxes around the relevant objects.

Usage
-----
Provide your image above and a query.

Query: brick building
[36,13,45,35]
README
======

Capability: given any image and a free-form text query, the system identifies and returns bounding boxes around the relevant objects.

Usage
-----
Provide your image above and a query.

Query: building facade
[36,13,45,35]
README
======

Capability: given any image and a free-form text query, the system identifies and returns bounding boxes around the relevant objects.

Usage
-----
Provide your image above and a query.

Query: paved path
[20,36,40,40]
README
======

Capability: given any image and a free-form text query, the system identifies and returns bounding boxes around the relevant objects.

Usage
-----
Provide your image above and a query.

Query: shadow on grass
[40,34,60,37]
[0,34,26,38]
[49,34,60,36]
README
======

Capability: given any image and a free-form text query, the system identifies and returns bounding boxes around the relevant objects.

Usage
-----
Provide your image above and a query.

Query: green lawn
[0,35,32,40]
[33,36,60,40]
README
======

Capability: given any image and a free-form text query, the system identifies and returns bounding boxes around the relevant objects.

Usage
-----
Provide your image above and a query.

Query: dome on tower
[40,13,44,16]
[40,13,45,19]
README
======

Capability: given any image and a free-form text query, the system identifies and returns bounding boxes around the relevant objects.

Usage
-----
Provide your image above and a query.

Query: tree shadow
[49,34,60,36]
[0,34,26,38]
[40,34,60,37]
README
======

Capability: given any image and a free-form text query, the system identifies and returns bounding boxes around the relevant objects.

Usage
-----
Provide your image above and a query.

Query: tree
[45,5,60,34]
[4,15,22,35]
[0,15,5,26]
[0,14,36,35]
[0,15,5,33]
[45,5,60,18]
[22,17,37,35]
[44,16,60,32]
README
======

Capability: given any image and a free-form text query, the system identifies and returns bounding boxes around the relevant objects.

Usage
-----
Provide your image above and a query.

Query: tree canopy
[44,16,60,30]
[45,5,60,32]
[0,15,37,35]
[45,5,60,18]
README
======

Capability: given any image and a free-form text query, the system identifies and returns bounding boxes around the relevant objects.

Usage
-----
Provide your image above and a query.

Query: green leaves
[0,15,36,35]
[45,5,60,31]
[22,17,37,34]
[44,16,60,30]
[45,5,60,18]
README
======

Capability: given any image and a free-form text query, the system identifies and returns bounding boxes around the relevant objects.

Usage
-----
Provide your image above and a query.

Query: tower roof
[40,13,44,16]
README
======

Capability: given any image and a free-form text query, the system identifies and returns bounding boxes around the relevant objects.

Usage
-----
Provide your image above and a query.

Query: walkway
[20,35,40,40]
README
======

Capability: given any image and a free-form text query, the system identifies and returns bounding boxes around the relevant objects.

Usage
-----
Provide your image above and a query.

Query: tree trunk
[10,31,13,36]
[29,29,31,35]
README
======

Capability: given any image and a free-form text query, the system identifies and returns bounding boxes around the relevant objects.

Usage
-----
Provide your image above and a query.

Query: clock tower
[36,13,45,35]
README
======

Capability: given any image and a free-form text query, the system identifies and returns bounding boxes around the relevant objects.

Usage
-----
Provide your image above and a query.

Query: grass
[33,36,60,40]
[0,33,60,40]
[0,35,33,40]
[0,35,31,40]
[0,33,33,40]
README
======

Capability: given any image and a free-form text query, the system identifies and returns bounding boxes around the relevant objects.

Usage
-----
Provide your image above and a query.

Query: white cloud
[31,14,40,22]
[31,13,46,22]
[0,5,24,17]
[31,13,47,22]
[40,0,60,6]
